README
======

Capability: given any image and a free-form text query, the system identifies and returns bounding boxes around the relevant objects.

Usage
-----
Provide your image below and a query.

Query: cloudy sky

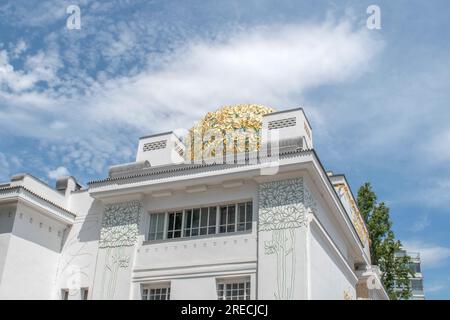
[1,0,449,299]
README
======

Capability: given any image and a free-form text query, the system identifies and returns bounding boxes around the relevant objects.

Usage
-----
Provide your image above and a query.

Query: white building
[395,250,425,300]
[0,105,389,300]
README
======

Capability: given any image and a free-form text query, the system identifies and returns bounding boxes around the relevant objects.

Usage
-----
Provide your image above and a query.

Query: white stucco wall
[309,222,357,299]
[0,205,15,285]
[0,202,67,299]
[305,176,353,264]
[55,190,101,300]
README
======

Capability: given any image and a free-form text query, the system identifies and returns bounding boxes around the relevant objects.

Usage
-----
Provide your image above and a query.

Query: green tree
[357,183,413,300]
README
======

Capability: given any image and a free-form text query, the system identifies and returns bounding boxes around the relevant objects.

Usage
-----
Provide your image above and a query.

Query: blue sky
[1,0,449,299]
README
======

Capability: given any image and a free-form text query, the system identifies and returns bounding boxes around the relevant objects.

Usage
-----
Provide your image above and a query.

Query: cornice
[0,185,76,224]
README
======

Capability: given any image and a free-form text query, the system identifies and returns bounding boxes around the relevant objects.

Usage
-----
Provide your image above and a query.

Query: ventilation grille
[268,117,296,130]
[143,140,167,152]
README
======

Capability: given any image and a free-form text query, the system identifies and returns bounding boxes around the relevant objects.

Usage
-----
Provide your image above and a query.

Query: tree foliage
[357,182,413,300]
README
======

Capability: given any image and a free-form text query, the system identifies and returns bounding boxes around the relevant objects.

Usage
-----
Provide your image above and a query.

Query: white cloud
[10,39,28,58]
[425,129,450,163]
[0,19,381,174]
[403,240,450,269]
[420,180,450,208]
[47,166,70,180]
[0,153,22,182]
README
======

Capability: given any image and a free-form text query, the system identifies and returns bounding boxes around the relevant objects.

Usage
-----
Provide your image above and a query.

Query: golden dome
[186,104,276,161]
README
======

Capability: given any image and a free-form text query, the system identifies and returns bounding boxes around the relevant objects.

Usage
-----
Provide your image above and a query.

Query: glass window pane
[217,280,250,300]
[185,210,192,228]
[209,207,217,226]
[150,213,165,241]
[239,203,246,223]
[201,208,208,227]
[168,212,175,231]
[157,213,165,233]
[175,212,183,230]
[150,214,158,234]
[228,205,236,224]
[246,202,252,222]
[192,209,200,228]
[220,206,227,225]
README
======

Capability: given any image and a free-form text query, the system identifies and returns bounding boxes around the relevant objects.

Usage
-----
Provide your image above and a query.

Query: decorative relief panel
[98,200,141,299]
[99,201,141,248]
[334,184,369,246]
[258,178,316,300]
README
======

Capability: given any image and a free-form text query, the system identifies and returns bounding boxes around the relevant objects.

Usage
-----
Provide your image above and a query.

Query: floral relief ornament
[99,201,142,248]
[258,178,317,299]
[259,178,316,231]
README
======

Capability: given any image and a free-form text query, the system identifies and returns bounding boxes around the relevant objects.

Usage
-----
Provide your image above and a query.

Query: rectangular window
[142,285,171,300]
[148,213,165,241]
[61,289,69,300]
[217,278,251,300]
[208,207,217,234]
[81,288,89,300]
[411,279,423,291]
[148,201,252,241]
[237,202,253,231]
[167,211,183,239]
[409,262,421,274]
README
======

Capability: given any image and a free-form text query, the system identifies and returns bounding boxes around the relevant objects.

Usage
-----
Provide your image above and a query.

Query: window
[184,207,216,237]
[81,288,89,300]
[239,202,252,231]
[217,278,251,300]
[142,285,171,300]
[148,201,252,241]
[411,279,423,291]
[61,289,69,300]
[220,202,252,233]
[149,213,165,241]
[409,262,421,274]
[167,211,183,239]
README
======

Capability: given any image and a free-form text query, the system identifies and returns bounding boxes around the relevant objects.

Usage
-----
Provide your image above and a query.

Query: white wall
[305,176,352,264]
[0,205,15,285]
[0,202,67,299]
[55,190,101,300]
[309,222,357,299]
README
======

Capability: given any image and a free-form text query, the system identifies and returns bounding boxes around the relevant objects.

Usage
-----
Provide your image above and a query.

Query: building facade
[0,105,389,300]
[395,250,425,300]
